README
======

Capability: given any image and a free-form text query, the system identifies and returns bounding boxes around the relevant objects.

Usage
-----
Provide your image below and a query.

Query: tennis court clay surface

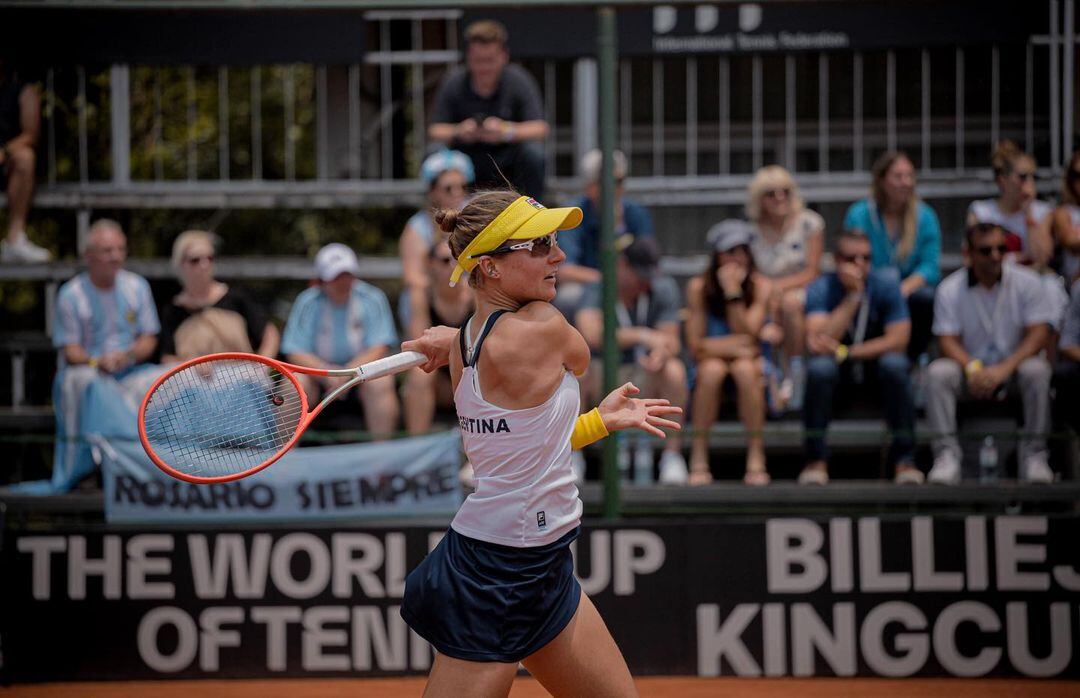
[3,678,1078,697]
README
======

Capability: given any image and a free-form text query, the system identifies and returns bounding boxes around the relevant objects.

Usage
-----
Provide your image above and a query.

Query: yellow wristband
[87,357,99,369]
[570,408,609,450]
[965,359,984,377]
[834,344,849,364]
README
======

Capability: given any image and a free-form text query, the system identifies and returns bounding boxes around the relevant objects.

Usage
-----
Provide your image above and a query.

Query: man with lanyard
[926,222,1055,484]
[801,229,921,485]
[574,235,689,484]
[47,219,160,492]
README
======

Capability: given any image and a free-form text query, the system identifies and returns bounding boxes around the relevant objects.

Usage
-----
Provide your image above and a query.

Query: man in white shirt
[926,222,1055,484]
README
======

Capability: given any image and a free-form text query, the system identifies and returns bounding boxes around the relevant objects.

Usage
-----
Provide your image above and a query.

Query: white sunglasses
[471,232,558,259]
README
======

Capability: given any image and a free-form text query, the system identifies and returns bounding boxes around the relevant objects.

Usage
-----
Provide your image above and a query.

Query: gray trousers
[924,356,1051,463]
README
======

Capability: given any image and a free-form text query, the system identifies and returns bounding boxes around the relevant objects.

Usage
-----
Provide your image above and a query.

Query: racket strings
[142,359,306,478]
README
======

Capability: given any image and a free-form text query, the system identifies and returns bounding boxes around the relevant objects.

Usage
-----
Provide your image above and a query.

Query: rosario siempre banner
[1,516,1078,681]
[97,430,462,523]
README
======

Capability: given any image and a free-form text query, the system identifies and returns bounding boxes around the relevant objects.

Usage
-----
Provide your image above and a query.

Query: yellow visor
[449,196,583,286]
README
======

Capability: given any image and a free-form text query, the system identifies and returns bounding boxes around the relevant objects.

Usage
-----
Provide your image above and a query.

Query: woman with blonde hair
[745,165,824,410]
[159,230,279,363]
[844,151,942,359]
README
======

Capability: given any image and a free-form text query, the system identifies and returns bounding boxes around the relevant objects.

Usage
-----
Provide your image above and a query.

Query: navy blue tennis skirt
[401,525,581,663]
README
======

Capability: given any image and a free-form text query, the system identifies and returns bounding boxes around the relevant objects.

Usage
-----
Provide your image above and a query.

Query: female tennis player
[400,190,681,697]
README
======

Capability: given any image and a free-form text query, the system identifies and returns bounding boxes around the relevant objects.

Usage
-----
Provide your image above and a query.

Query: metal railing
[18,1,1075,224]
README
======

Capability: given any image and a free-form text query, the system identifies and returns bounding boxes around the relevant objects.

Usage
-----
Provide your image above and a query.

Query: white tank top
[968,198,1052,247]
[450,311,583,547]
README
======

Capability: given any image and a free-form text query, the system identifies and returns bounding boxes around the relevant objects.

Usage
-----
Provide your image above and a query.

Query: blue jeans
[803,352,916,466]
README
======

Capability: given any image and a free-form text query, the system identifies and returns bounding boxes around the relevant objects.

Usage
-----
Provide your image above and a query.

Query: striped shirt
[281,280,398,365]
[52,270,160,367]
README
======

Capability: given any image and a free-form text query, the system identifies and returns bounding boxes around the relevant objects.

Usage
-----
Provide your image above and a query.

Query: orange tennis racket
[138,351,426,484]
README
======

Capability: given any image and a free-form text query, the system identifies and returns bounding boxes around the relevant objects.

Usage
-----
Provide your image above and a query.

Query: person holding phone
[429,20,549,198]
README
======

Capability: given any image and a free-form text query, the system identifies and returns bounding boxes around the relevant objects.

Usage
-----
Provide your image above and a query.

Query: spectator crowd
[5,21,1080,491]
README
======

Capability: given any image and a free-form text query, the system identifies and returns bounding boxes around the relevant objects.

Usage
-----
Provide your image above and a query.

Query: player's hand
[597,382,682,438]
[402,325,457,372]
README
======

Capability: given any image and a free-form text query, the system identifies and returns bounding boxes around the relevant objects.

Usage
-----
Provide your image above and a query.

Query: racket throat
[320,367,365,405]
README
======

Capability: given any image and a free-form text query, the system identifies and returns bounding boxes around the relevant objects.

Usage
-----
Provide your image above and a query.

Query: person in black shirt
[159,230,279,363]
[428,20,549,198]
[0,60,49,263]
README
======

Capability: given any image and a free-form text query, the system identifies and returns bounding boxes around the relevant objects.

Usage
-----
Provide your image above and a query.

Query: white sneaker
[571,450,586,483]
[797,465,829,485]
[1,231,52,263]
[1022,454,1054,483]
[927,451,961,484]
[657,450,689,485]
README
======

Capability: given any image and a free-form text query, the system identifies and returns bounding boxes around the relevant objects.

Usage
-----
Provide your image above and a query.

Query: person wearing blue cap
[399,149,474,325]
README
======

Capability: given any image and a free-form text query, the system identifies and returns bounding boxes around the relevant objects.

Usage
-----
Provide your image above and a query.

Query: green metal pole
[598,5,620,520]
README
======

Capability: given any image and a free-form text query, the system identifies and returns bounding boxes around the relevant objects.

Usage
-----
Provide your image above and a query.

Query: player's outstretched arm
[597,382,682,438]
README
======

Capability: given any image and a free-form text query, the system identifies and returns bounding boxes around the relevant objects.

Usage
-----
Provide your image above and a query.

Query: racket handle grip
[359,351,428,381]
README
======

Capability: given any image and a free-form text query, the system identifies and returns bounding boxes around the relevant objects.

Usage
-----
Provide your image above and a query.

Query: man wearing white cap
[281,243,400,437]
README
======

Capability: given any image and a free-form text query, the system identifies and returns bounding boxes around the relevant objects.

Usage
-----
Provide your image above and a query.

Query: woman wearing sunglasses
[745,165,824,411]
[399,191,681,697]
[401,235,473,437]
[399,149,475,330]
[1051,149,1080,284]
[159,229,279,364]
[967,140,1054,265]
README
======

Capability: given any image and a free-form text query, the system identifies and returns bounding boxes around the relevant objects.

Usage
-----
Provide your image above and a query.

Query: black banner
[466,2,1043,58]
[2,516,1079,681]
[5,10,366,66]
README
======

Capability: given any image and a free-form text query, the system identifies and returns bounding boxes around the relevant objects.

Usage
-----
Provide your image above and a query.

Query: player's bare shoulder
[485,302,571,361]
